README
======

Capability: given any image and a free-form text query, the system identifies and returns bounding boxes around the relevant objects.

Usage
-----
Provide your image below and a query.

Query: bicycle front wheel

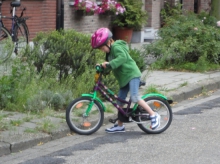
[136,97,173,134]
[66,97,104,135]
[14,23,28,55]
[0,27,14,63]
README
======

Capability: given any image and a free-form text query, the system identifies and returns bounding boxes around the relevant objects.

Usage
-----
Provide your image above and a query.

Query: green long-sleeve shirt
[107,40,141,88]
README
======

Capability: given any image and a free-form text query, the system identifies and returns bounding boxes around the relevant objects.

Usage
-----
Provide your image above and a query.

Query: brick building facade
[1,0,213,42]
[1,0,56,41]
[64,0,111,34]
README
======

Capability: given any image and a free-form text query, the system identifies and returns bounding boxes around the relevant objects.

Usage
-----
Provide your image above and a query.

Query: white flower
[194,27,198,31]
[217,21,220,27]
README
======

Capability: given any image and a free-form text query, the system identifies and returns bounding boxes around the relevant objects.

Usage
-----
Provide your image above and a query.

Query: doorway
[56,0,64,30]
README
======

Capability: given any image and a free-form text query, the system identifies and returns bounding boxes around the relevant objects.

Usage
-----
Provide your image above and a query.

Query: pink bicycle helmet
[91,28,113,49]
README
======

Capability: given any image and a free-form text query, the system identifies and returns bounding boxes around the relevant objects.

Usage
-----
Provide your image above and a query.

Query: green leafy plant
[160,2,183,27]
[144,84,162,95]
[144,9,220,72]
[112,0,148,30]
[36,118,56,134]
[10,119,23,126]
[0,112,10,131]
[129,46,146,72]
[0,28,147,113]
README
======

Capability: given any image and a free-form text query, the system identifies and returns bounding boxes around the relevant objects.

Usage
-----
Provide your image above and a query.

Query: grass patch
[10,119,23,126]
[145,84,163,94]
[22,115,35,122]
[0,121,10,131]
[36,118,57,134]
[0,112,11,131]
[179,81,188,87]
[24,128,38,133]
[105,105,114,113]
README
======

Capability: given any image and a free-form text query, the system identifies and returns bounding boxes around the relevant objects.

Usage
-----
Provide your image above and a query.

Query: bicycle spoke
[14,23,28,55]
[66,97,104,135]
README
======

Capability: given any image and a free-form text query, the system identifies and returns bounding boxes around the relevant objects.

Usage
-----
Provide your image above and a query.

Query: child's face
[99,45,110,53]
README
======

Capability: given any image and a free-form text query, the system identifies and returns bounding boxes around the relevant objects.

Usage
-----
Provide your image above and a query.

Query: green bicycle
[66,65,173,135]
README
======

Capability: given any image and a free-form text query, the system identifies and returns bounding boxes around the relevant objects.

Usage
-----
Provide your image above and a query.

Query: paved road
[1,90,220,164]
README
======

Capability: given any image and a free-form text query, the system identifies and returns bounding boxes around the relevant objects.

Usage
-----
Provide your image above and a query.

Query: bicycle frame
[82,71,169,117]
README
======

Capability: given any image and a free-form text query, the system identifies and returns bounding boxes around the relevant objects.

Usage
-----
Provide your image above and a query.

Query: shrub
[129,46,146,72]
[144,8,220,72]
[0,30,107,112]
[0,29,146,112]
[26,29,101,81]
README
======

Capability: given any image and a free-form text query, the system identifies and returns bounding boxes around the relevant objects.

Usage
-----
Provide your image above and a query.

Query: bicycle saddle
[11,1,21,8]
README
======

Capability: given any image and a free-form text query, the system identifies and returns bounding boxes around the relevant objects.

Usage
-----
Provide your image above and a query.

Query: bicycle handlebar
[95,64,104,73]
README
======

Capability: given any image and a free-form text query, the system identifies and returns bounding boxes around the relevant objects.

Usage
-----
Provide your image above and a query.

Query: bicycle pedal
[109,118,117,124]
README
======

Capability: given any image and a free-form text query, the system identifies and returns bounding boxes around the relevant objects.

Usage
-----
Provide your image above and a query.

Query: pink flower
[73,0,125,15]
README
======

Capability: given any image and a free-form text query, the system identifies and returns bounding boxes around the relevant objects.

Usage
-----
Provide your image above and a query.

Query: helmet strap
[104,44,111,53]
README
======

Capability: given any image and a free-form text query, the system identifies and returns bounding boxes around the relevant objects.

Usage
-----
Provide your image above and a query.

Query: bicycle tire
[136,97,173,134]
[0,26,14,63]
[14,22,28,55]
[66,97,104,135]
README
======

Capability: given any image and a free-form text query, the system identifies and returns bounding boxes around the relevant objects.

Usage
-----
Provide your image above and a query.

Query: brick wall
[152,0,162,29]
[145,0,163,29]
[1,0,56,41]
[165,0,211,13]
[199,0,211,13]
[145,0,153,27]
[63,0,111,34]
[1,0,213,42]
[182,0,194,12]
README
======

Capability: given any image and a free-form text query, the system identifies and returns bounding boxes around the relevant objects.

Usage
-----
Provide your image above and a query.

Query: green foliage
[0,28,146,113]
[0,29,109,112]
[36,118,56,134]
[0,113,10,131]
[26,29,101,81]
[112,0,148,30]
[145,84,162,95]
[144,9,220,72]
[129,46,146,72]
[210,0,220,20]
[160,1,183,26]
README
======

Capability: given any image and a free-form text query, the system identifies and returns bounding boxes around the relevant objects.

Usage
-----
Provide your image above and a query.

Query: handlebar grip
[95,64,103,72]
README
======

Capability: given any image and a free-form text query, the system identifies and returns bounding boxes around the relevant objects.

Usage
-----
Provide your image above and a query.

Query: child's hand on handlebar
[101,62,109,69]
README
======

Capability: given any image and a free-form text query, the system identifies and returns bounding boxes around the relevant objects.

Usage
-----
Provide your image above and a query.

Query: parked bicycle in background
[0,0,29,63]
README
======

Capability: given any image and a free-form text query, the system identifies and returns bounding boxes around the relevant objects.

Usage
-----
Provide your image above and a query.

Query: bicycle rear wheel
[66,97,104,135]
[136,97,173,134]
[14,23,28,55]
[0,27,14,63]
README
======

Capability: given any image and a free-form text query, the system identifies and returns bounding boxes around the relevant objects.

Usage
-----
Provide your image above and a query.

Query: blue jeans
[117,77,141,106]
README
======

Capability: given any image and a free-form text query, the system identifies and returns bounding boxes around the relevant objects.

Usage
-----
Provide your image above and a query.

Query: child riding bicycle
[91,27,161,133]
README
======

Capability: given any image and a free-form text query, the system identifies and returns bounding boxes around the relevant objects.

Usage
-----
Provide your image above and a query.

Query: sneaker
[105,124,125,133]
[150,113,161,130]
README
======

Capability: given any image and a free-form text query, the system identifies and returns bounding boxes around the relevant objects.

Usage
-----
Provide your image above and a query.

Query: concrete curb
[167,77,220,103]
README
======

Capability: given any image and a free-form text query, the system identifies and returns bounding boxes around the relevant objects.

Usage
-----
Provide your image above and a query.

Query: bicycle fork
[83,100,94,117]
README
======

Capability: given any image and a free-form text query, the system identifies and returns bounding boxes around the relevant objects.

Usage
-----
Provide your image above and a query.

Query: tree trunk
[210,0,220,20]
